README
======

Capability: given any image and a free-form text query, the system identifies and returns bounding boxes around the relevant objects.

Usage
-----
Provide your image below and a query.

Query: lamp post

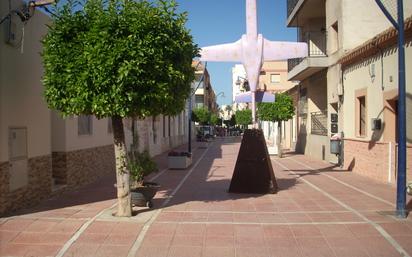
[235,76,250,91]
[375,0,407,219]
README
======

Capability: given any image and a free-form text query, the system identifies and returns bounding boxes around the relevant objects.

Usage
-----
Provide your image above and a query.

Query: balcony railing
[288,31,327,72]
[287,0,300,17]
[311,110,328,136]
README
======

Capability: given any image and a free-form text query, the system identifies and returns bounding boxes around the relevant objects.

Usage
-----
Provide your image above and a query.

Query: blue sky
[176,0,297,106]
[48,0,297,106]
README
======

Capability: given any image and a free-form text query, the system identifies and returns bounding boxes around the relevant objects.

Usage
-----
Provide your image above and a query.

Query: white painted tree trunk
[112,116,132,217]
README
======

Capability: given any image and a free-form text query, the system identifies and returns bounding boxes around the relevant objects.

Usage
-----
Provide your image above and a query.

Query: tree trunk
[278,121,283,158]
[112,116,132,217]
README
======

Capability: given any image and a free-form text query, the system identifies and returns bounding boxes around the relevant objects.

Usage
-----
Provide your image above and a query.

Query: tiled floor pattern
[1,137,411,257]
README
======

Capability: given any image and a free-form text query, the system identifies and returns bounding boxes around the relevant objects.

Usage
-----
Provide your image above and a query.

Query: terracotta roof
[339,16,412,68]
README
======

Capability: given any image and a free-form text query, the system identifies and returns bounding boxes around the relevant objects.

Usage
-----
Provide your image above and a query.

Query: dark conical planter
[229,129,278,194]
[131,182,160,208]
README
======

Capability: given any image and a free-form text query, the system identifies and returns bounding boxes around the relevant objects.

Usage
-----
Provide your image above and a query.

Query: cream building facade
[339,19,412,183]
[287,0,412,183]
[0,1,192,215]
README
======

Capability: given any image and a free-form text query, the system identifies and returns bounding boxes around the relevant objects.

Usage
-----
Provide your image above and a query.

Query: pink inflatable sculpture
[199,0,308,127]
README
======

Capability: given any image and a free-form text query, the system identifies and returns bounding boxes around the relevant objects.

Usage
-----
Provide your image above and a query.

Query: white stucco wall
[63,116,114,152]
[342,42,412,142]
[0,3,51,162]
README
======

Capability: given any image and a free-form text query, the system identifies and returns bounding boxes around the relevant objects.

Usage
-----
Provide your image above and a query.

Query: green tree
[210,113,219,126]
[229,114,236,127]
[192,107,211,125]
[235,109,252,128]
[257,93,295,157]
[42,0,199,217]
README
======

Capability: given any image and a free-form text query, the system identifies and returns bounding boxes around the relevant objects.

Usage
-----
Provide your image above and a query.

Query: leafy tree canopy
[257,93,295,122]
[192,107,210,125]
[42,0,199,118]
[210,113,219,126]
[235,109,252,126]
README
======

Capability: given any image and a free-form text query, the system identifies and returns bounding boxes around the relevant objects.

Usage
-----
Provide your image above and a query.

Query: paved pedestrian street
[1,137,411,257]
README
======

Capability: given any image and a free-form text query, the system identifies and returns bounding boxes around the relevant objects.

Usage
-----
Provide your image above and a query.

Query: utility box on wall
[371,118,382,130]
[331,123,338,134]
[331,113,338,123]
[8,128,29,191]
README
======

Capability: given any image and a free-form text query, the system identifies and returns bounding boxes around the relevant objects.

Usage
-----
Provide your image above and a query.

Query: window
[178,113,182,135]
[78,115,92,135]
[152,116,157,144]
[195,95,204,105]
[358,96,366,136]
[107,118,112,134]
[168,116,171,137]
[163,115,166,138]
[270,74,281,83]
[330,21,339,53]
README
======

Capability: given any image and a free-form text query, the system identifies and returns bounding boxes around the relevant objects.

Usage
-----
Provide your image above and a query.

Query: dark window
[359,96,366,136]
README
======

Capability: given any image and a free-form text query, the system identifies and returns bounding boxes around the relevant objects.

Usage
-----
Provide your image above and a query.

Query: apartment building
[192,61,217,113]
[0,1,192,215]
[286,0,412,183]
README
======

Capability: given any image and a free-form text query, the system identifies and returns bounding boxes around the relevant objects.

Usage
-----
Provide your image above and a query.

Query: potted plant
[128,150,160,208]
[168,151,192,169]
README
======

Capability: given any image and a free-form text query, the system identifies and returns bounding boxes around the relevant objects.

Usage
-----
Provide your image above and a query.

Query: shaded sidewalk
[1,137,412,257]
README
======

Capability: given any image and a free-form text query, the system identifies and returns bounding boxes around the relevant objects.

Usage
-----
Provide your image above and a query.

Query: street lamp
[235,76,250,91]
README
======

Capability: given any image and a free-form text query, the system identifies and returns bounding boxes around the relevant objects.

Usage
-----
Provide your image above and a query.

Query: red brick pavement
[1,137,411,257]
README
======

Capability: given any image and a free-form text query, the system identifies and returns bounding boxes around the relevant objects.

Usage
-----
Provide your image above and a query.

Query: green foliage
[229,114,236,127]
[235,109,252,126]
[210,113,219,126]
[257,93,295,122]
[128,150,158,186]
[42,0,199,118]
[191,107,210,125]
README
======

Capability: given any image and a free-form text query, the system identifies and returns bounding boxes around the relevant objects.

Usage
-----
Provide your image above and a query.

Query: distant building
[232,64,248,112]
[257,61,298,153]
[192,61,218,115]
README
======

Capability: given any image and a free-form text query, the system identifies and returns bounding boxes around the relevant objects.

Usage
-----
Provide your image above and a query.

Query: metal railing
[287,0,300,17]
[311,110,328,136]
[288,31,327,72]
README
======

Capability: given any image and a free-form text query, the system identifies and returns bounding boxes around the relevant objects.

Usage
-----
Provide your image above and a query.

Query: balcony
[287,0,325,27]
[287,31,328,81]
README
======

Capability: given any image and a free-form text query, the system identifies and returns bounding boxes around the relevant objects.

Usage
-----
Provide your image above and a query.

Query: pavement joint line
[148,167,169,182]
[154,221,369,225]
[54,201,118,257]
[4,216,91,221]
[273,158,411,257]
[126,142,212,257]
[161,210,354,214]
[287,157,396,207]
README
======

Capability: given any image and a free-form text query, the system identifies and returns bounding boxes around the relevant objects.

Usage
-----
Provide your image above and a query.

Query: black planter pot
[131,182,160,208]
